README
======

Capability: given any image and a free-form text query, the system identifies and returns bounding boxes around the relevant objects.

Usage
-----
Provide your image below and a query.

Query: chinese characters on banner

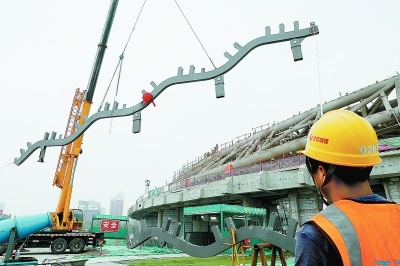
[100,219,120,232]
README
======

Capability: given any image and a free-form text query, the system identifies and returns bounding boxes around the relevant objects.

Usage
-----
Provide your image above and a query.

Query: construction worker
[294,110,400,266]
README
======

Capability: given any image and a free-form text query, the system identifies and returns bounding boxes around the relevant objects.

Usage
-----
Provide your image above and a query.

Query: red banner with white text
[100,219,119,232]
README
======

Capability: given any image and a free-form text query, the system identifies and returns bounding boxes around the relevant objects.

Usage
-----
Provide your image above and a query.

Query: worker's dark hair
[306,156,372,185]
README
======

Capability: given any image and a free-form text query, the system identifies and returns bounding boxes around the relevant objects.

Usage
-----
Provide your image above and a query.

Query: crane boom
[53,88,86,189]
[0,1,121,254]
[85,0,119,103]
[50,0,120,230]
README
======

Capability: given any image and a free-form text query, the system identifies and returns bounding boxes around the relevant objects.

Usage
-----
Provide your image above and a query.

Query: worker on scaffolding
[295,110,400,266]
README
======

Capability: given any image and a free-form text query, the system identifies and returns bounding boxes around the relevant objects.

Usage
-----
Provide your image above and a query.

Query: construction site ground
[11,239,295,265]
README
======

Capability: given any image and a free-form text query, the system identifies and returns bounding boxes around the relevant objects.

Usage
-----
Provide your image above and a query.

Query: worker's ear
[313,165,327,187]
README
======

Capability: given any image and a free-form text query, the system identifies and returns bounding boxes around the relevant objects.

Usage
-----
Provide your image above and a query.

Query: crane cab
[51,209,83,231]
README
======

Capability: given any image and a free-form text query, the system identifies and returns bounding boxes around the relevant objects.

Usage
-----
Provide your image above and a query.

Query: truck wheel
[69,238,85,253]
[0,245,6,255]
[51,238,67,254]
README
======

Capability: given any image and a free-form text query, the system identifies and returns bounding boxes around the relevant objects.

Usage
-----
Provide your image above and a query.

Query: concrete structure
[128,76,400,244]
[78,200,102,222]
[110,192,124,216]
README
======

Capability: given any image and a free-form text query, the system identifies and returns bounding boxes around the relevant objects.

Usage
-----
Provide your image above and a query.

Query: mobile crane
[0,1,120,255]
[11,88,106,254]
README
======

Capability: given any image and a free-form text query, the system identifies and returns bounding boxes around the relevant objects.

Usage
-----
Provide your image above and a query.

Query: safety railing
[135,139,400,204]
[136,185,170,203]
[136,154,306,203]
[167,154,306,193]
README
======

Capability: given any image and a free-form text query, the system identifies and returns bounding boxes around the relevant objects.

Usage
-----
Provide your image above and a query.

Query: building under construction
[128,75,400,244]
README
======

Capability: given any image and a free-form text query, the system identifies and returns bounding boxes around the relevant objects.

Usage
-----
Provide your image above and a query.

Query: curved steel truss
[14,21,319,165]
[126,213,297,256]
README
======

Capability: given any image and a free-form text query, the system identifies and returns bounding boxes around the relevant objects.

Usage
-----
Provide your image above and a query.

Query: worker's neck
[322,177,373,203]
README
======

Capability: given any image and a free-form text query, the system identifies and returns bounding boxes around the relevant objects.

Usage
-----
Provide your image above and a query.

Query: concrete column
[157,210,163,228]
[383,180,392,201]
[388,178,400,204]
[396,179,400,204]
[312,191,322,212]
[291,190,301,227]
[296,189,321,225]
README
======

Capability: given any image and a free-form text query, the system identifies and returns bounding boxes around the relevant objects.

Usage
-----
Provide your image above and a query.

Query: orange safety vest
[309,199,400,266]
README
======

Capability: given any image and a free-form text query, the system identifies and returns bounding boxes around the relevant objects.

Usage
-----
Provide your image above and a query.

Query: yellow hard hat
[298,110,381,167]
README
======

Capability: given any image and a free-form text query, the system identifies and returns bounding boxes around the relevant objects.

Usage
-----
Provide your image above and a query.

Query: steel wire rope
[98,0,148,113]
[314,35,323,115]
[174,0,216,69]
[0,161,14,171]
[109,55,124,134]
[108,1,148,133]
[108,53,124,135]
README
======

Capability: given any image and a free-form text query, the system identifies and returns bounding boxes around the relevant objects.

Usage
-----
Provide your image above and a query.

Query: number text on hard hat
[359,145,378,155]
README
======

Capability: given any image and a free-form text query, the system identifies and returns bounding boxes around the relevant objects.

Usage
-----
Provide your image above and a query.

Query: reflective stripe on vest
[315,205,362,266]
[309,200,400,266]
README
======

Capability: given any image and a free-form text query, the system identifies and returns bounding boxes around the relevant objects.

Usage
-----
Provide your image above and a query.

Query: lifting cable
[0,161,14,171]
[174,0,216,69]
[98,0,148,113]
[314,35,323,115]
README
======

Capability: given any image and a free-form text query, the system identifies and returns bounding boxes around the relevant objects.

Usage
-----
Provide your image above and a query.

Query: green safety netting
[73,239,182,259]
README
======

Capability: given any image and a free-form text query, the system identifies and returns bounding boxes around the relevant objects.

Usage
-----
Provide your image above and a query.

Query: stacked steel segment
[126,213,297,256]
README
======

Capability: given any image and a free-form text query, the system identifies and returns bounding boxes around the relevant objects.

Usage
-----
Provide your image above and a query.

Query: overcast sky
[0,1,399,217]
